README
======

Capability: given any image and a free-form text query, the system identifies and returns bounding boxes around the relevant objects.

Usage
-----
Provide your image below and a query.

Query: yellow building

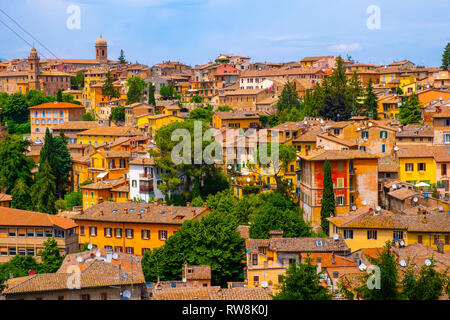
[73,202,209,255]
[245,231,351,291]
[88,150,131,182]
[328,208,450,252]
[63,89,83,103]
[212,111,260,130]
[0,207,78,263]
[90,80,126,116]
[377,94,402,120]
[30,102,85,143]
[397,145,436,185]
[81,178,127,210]
[136,114,184,138]
[77,126,141,147]
[83,69,107,105]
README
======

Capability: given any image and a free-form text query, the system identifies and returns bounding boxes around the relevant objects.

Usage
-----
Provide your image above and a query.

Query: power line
[0,9,58,59]
[0,17,48,60]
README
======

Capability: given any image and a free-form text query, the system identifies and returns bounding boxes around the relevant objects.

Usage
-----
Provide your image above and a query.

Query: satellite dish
[413,197,418,203]
[304,120,308,125]
[87,244,93,250]
[438,205,443,211]
[121,290,131,300]
[392,184,397,189]
[324,146,329,151]
[333,234,339,240]
[95,251,101,258]
[227,165,232,170]
[261,281,268,288]
[376,206,381,212]
[400,259,406,267]
[112,253,118,260]
[356,127,361,131]
[398,128,402,132]
[351,205,357,211]
[362,200,367,206]
[394,146,399,151]
[359,263,367,271]
[246,178,251,182]
[320,119,324,124]
[368,123,373,127]
[425,259,431,266]
[399,240,405,247]
[77,256,83,263]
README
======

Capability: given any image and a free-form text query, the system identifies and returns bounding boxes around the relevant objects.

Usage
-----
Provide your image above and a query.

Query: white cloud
[328,43,361,52]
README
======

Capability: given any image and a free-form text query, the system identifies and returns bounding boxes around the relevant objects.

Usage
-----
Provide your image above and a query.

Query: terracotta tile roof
[247,237,349,254]
[300,253,358,268]
[221,88,268,96]
[110,184,130,193]
[29,102,85,110]
[387,188,419,200]
[300,149,377,161]
[0,193,12,202]
[73,202,207,225]
[397,145,434,158]
[214,111,260,120]
[301,56,333,62]
[329,211,450,232]
[396,125,434,137]
[393,243,450,272]
[4,250,144,295]
[317,133,357,147]
[52,121,100,131]
[77,126,141,137]
[360,248,383,259]
[293,131,317,142]
[433,146,450,162]
[272,122,303,131]
[0,207,77,229]
[129,156,155,165]
[80,178,124,190]
[151,287,272,300]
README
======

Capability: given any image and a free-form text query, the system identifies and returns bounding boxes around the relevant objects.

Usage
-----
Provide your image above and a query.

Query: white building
[129,154,165,202]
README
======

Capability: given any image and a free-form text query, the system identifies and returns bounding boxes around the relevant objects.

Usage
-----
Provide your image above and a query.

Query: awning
[97,172,109,179]
[415,181,430,187]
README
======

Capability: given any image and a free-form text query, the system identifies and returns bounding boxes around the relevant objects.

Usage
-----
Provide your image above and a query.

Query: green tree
[118,49,127,64]
[39,129,71,197]
[348,71,363,114]
[3,93,29,125]
[102,71,120,100]
[357,241,401,300]
[200,169,229,198]
[441,42,450,70]
[148,82,156,105]
[11,179,32,210]
[190,94,204,103]
[141,212,244,287]
[56,89,63,102]
[31,160,57,214]
[160,84,178,100]
[249,192,311,238]
[126,76,146,104]
[110,105,125,122]
[82,111,96,121]
[401,258,447,300]
[364,78,378,119]
[0,135,34,193]
[273,254,332,300]
[252,143,297,192]
[191,196,204,207]
[320,160,335,234]
[64,191,82,210]
[38,238,64,273]
[0,255,39,291]
[399,93,422,125]
[216,105,233,112]
[276,81,302,113]
[319,91,352,121]
[188,107,212,123]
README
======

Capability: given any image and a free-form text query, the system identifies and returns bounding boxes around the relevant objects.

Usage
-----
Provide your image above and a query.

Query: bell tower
[95,35,108,64]
[28,47,41,91]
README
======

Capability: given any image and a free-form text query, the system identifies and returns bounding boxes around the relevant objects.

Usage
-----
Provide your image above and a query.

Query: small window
[159,230,168,240]
[418,235,422,243]
[332,271,339,278]
[252,254,258,265]
[367,230,377,240]
[418,163,426,171]
[344,230,353,239]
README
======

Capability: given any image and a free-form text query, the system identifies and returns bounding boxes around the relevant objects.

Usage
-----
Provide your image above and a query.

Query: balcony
[139,186,154,194]
[139,173,154,180]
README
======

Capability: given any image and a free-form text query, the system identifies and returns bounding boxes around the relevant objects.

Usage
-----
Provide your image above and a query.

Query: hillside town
[0,35,449,302]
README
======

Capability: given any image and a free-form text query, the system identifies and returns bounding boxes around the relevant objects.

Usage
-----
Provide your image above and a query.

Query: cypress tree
[364,78,378,119]
[56,89,63,102]
[118,49,127,65]
[441,42,450,70]
[11,179,31,210]
[399,93,422,125]
[148,82,156,105]
[31,160,57,214]
[320,160,335,234]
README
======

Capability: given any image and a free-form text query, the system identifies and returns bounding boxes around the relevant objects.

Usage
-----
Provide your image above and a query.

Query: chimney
[124,209,128,214]
[98,197,104,204]
[269,230,283,239]
[331,252,336,265]
[186,202,190,207]
[99,210,103,216]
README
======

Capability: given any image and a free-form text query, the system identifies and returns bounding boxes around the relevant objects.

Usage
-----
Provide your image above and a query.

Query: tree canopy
[399,93,422,125]
[126,76,146,104]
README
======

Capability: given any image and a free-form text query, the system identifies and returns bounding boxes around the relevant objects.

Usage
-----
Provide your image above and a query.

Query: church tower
[28,47,41,91]
[95,36,108,64]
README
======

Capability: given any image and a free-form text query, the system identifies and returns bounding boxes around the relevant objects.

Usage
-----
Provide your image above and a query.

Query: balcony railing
[139,186,154,194]
[140,173,154,179]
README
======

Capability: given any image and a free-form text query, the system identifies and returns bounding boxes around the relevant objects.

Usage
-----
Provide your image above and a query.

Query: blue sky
[0,0,449,67]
